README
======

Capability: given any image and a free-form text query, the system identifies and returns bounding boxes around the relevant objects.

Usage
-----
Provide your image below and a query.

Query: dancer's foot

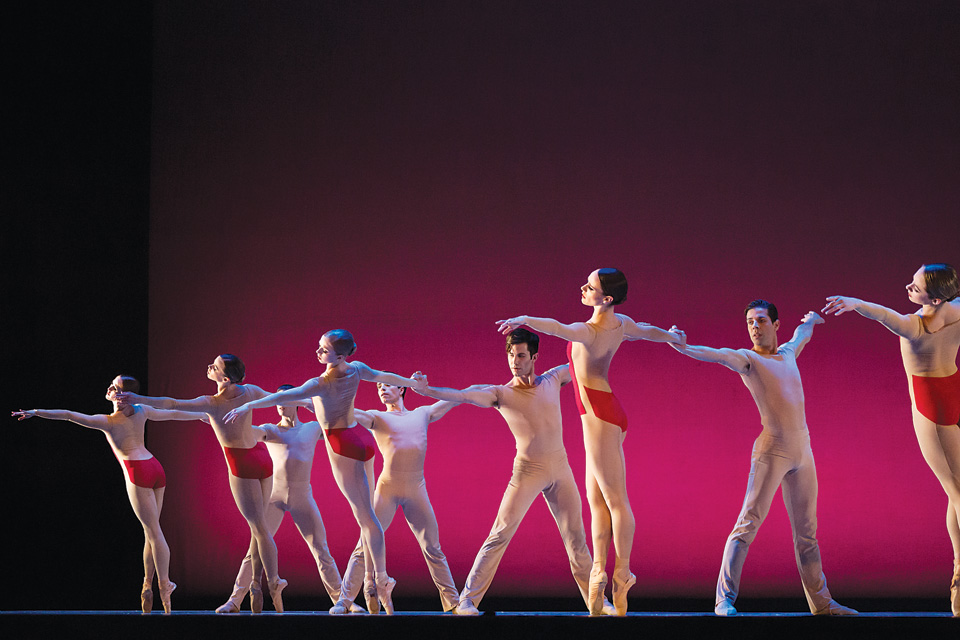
[268,578,288,613]
[587,567,608,616]
[612,568,635,616]
[158,580,176,615]
[601,597,617,616]
[455,598,479,615]
[364,580,380,615]
[214,581,247,614]
[715,600,737,616]
[141,581,153,614]
[250,581,263,614]
[951,563,960,617]
[329,600,349,615]
[377,575,397,615]
[813,600,858,616]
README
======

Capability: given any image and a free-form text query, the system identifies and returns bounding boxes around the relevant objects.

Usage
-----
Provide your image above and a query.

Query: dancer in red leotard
[825,263,960,617]
[497,269,682,616]
[13,375,208,613]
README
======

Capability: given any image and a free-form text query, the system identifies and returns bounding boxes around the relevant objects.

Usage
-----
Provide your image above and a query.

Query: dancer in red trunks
[224,330,419,615]
[497,268,683,615]
[116,355,289,612]
[824,263,960,616]
[13,375,207,613]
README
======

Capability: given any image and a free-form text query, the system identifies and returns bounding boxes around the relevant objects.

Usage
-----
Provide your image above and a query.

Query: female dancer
[12,375,206,613]
[224,330,418,614]
[824,263,960,616]
[497,268,682,615]
[116,355,289,612]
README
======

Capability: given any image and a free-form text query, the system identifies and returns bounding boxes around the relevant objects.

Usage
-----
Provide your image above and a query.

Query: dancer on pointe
[497,268,682,615]
[334,378,462,613]
[116,355,288,612]
[824,263,960,617]
[224,329,417,615]
[413,328,616,616]
[12,375,208,614]
[668,301,856,616]
[216,385,359,614]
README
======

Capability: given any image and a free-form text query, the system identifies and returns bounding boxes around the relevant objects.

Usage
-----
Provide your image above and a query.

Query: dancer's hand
[11,409,37,420]
[115,391,143,404]
[822,296,860,316]
[496,316,526,334]
[802,311,825,325]
[668,325,687,348]
[411,371,429,394]
[223,405,250,424]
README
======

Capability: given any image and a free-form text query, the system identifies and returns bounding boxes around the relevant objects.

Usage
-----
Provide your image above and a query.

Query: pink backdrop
[145,2,960,600]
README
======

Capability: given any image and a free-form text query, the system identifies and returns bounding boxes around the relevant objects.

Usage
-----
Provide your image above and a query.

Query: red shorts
[223,442,273,479]
[326,425,375,462]
[122,456,167,489]
[912,371,960,426]
[568,342,629,432]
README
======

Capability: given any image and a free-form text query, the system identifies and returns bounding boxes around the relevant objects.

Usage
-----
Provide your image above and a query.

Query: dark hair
[324,329,357,357]
[277,384,295,393]
[220,354,246,383]
[506,328,540,356]
[116,375,140,394]
[597,268,628,305]
[379,372,406,398]
[923,263,959,303]
[744,299,778,323]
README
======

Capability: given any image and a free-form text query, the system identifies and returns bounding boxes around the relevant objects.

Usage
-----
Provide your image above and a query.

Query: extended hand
[668,325,687,348]
[822,296,859,316]
[223,405,250,424]
[802,311,825,325]
[11,410,36,421]
[495,317,525,335]
[411,371,429,394]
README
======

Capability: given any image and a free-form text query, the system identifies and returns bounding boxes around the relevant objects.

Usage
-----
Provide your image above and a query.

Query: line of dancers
[13,264,960,617]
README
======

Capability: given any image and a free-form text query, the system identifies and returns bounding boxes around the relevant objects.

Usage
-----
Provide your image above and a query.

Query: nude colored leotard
[567,340,628,432]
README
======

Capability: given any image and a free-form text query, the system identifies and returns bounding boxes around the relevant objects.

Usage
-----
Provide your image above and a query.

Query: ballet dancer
[824,263,960,616]
[216,385,358,614]
[497,268,682,615]
[116,354,288,612]
[223,329,418,615]
[413,328,615,616]
[334,379,462,613]
[668,301,856,616]
[12,375,208,614]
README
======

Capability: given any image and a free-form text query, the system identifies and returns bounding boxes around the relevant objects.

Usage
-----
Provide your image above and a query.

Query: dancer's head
[377,374,406,406]
[317,329,356,365]
[276,383,298,419]
[106,375,140,403]
[915,263,959,305]
[219,354,246,383]
[744,300,780,349]
[582,268,627,307]
[505,328,539,377]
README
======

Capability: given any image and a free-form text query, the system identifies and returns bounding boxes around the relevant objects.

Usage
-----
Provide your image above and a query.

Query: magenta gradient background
[145,3,959,599]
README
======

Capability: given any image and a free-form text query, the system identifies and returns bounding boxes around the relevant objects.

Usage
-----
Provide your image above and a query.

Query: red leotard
[223,441,274,479]
[567,341,628,432]
[325,424,376,461]
[121,456,167,489]
[912,370,960,425]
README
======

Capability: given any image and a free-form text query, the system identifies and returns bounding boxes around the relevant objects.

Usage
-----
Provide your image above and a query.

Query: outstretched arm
[411,373,498,408]
[139,405,211,423]
[667,326,750,374]
[224,379,320,423]
[354,409,375,430]
[11,409,111,431]
[353,362,419,387]
[783,311,824,357]
[496,316,595,344]
[115,392,213,412]
[822,296,922,339]
[622,315,683,344]
[426,400,459,422]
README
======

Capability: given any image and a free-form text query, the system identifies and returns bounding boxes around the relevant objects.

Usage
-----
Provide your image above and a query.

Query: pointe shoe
[587,568,608,616]
[215,581,247,614]
[813,600,858,616]
[376,575,397,615]
[455,598,480,615]
[364,581,380,615]
[715,600,737,616]
[601,597,617,616]
[250,582,263,614]
[141,581,153,614]
[949,565,959,617]
[349,601,365,613]
[611,569,635,617]
[268,578,288,613]
[158,581,176,615]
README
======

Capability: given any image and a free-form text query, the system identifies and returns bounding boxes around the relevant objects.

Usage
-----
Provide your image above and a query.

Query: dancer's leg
[287,484,344,605]
[126,483,173,613]
[541,455,593,610]
[227,474,285,609]
[400,476,460,611]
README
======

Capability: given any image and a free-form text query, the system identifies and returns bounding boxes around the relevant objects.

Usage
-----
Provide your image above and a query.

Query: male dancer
[217,386,361,613]
[413,328,615,615]
[333,380,461,613]
[668,301,856,616]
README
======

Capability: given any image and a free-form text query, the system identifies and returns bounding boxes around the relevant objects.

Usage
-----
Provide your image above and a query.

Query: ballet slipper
[140,580,153,614]
[950,562,960,617]
[455,598,479,615]
[587,567,607,616]
[376,575,396,615]
[215,581,247,614]
[268,577,288,613]
[158,580,176,615]
[249,581,263,614]
[363,579,380,615]
[600,597,617,616]
[329,600,349,615]
[611,568,635,616]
